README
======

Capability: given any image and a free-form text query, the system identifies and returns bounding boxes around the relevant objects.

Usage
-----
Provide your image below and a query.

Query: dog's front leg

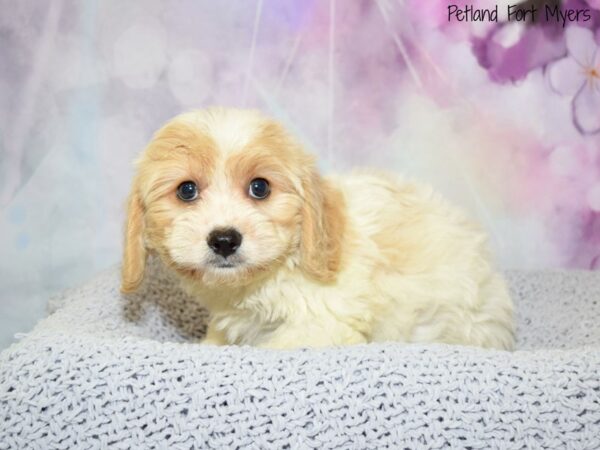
[201,320,228,345]
[255,322,368,349]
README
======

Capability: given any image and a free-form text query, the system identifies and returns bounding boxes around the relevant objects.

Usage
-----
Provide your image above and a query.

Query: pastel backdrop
[1,0,599,349]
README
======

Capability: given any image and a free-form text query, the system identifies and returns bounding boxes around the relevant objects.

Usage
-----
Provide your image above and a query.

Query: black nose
[207,228,242,258]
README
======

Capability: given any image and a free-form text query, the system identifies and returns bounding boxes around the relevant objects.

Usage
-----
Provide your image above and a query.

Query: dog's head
[121,108,345,292]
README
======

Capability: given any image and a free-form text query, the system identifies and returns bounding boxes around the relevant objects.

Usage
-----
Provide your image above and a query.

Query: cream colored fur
[122,108,515,350]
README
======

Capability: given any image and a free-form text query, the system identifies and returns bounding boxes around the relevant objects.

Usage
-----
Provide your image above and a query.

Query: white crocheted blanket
[1,259,599,449]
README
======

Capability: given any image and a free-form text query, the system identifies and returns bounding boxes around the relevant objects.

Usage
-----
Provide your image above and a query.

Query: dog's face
[121,109,345,292]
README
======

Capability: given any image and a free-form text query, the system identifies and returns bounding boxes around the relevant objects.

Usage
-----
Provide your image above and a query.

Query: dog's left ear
[121,182,147,293]
[299,170,346,282]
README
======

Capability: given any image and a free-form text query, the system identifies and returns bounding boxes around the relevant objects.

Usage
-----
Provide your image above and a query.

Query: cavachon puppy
[121,108,515,350]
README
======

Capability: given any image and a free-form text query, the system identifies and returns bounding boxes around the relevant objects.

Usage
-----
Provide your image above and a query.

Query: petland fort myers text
[448,3,592,26]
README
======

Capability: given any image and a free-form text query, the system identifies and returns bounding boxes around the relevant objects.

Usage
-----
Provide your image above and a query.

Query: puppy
[121,108,515,350]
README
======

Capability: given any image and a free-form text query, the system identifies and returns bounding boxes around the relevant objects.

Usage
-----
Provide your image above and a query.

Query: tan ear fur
[300,172,346,282]
[121,185,147,293]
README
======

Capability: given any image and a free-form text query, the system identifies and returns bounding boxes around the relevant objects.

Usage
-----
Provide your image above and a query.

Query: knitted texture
[1,259,600,449]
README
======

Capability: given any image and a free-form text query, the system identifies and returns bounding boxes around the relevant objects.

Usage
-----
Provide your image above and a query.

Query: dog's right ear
[121,182,146,293]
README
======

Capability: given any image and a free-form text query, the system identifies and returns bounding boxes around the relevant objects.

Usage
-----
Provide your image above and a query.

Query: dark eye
[248,178,270,199]
[177,181,198,202]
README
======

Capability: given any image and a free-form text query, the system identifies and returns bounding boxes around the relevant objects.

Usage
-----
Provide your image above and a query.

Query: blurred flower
[547,26,600,134]
[467,0,600,83]
[472,22,565,83]
[584,0,600,11]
